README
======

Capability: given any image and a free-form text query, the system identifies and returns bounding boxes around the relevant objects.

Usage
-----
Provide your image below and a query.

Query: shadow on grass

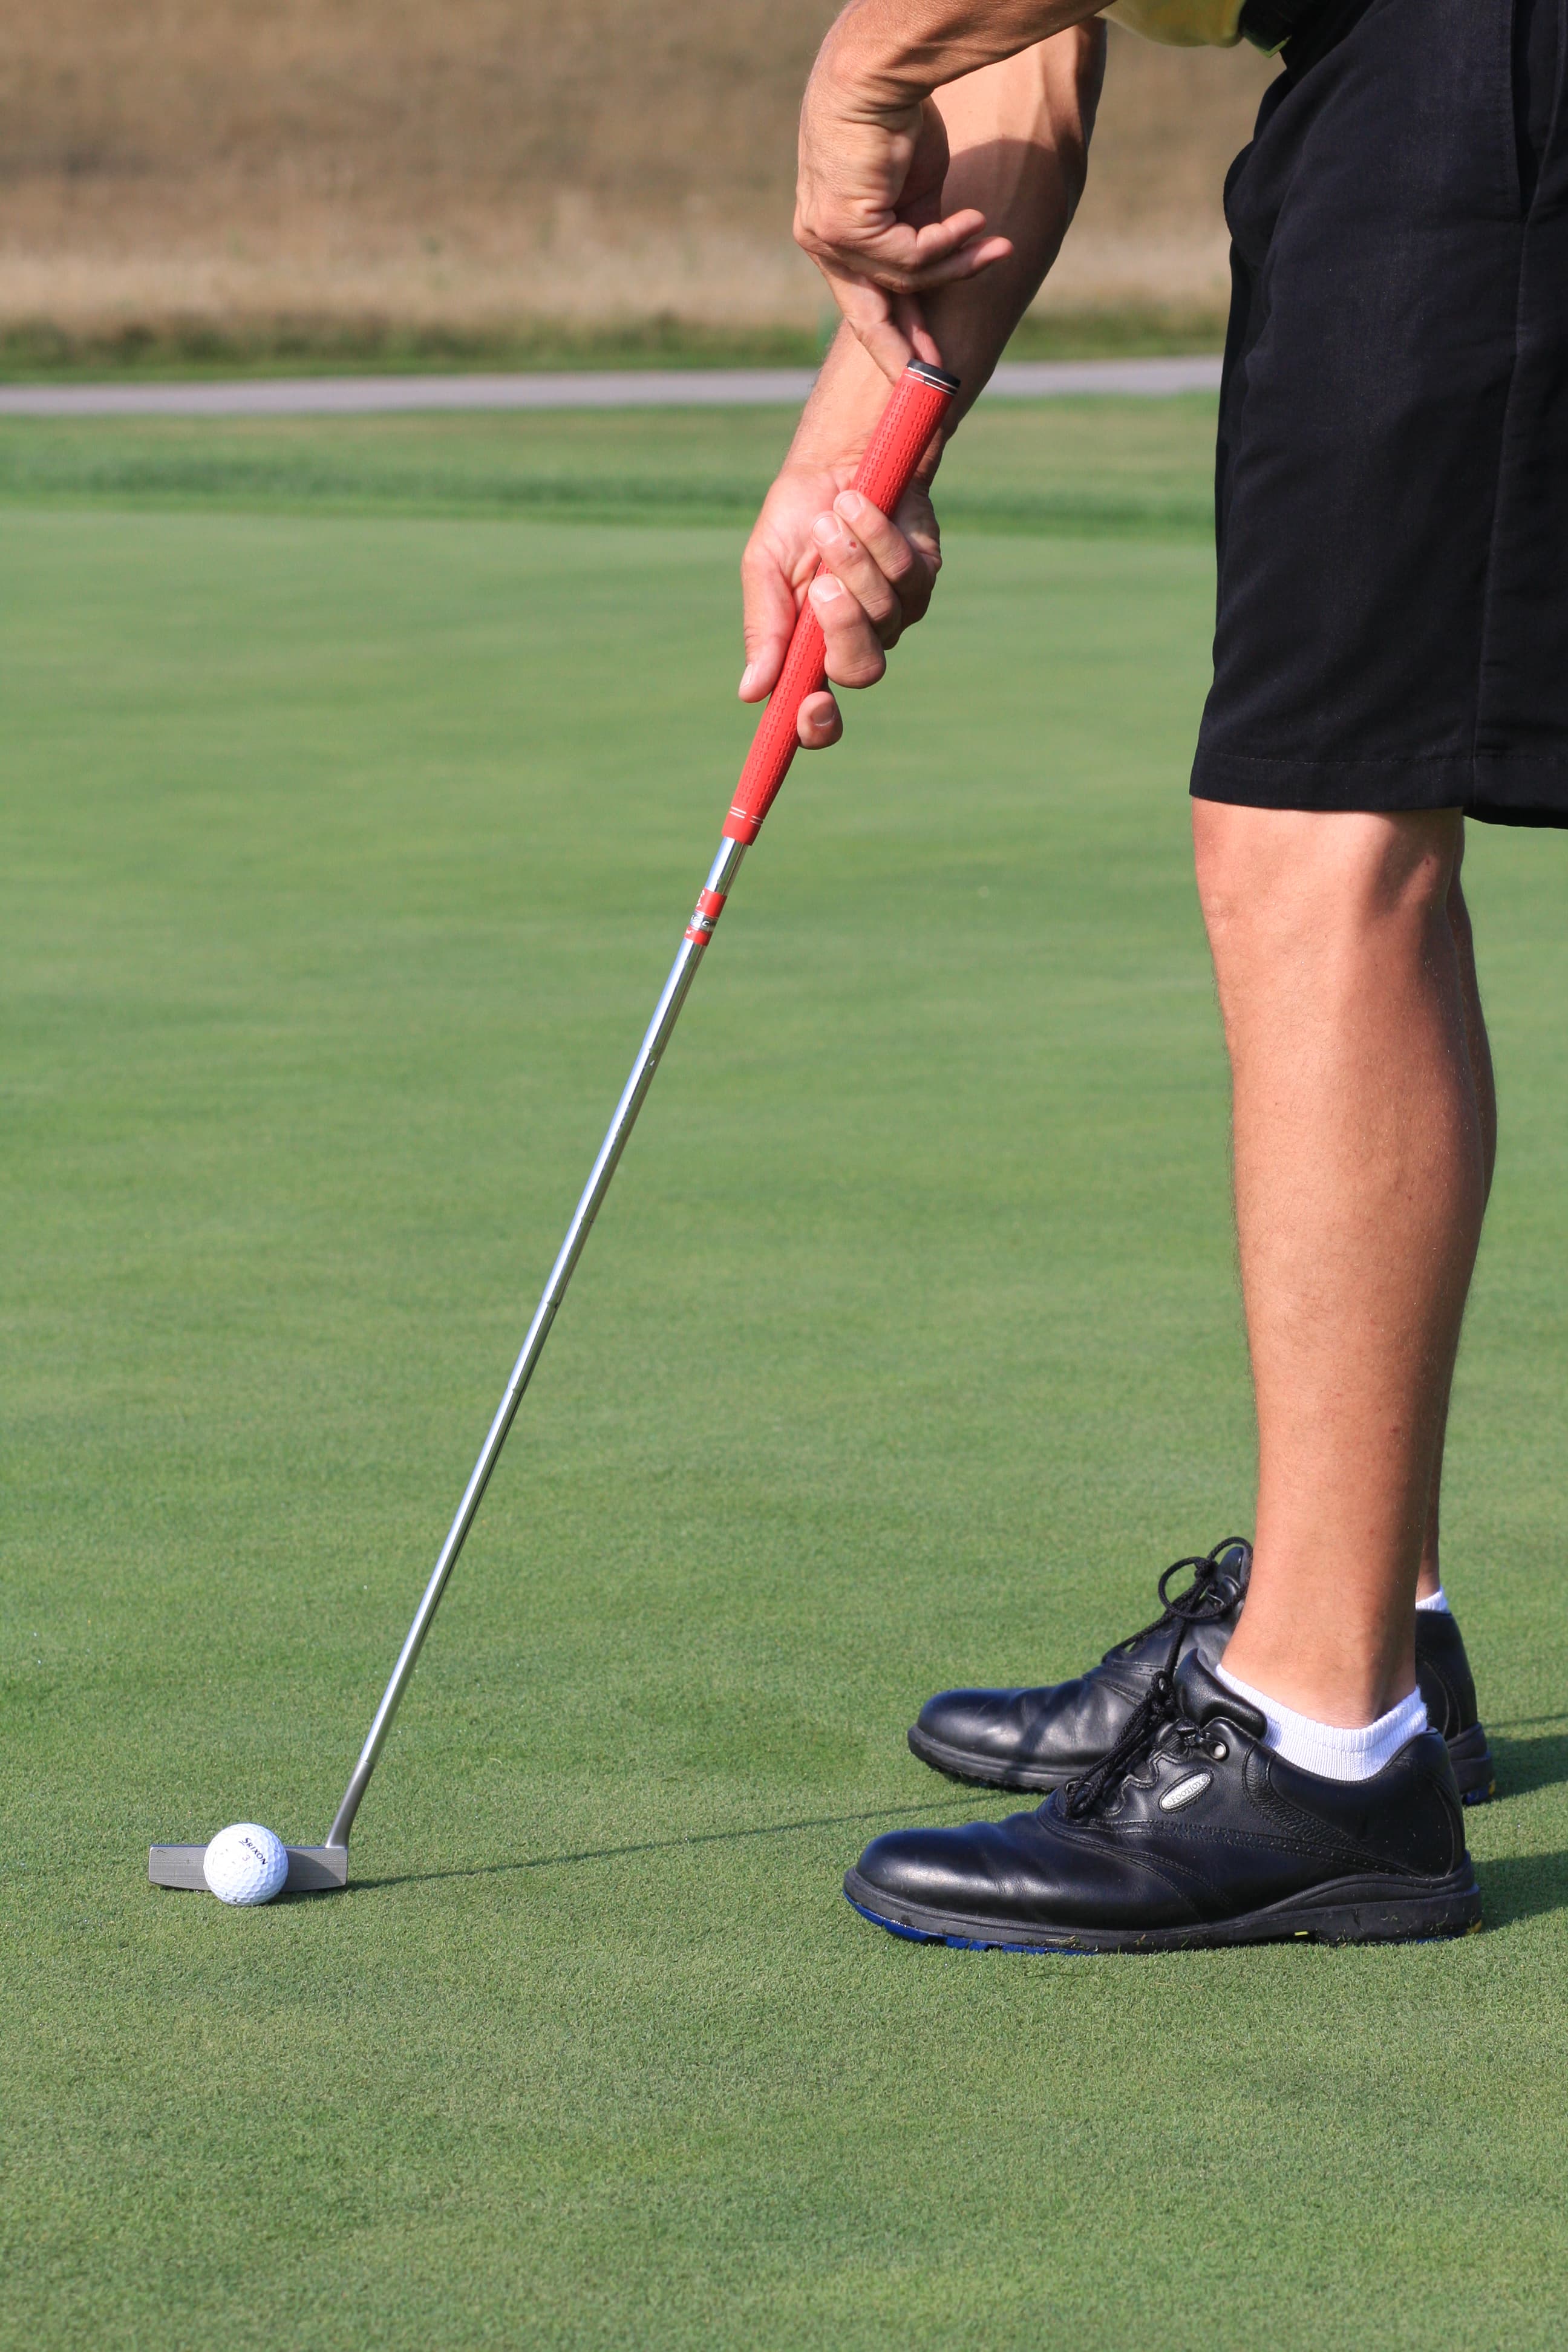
[348,1795,988,1893]
[1477,1848,1568,1929]
[333,1782,1568,1933]
[1490,1731,1568,1800]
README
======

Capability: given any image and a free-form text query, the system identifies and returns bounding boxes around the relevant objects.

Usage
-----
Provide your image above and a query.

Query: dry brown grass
[0,4,1271,356]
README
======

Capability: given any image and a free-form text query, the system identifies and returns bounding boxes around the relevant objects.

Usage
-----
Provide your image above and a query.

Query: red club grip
[723,359,959,844]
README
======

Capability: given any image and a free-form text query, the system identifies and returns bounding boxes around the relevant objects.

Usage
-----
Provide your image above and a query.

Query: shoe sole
[907,1719,1500,1806]
[843,1863,1483,1952]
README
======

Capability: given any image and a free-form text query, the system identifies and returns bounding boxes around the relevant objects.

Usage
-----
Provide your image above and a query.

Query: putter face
[148,1843,349,1892]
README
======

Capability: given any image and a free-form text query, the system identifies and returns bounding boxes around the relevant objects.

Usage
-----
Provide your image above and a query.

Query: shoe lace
[1059,1669,1222,1821]
[1105,1537,1249,1674]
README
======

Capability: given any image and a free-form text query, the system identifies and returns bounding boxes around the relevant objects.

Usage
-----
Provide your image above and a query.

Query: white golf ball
[203,1822,289,1906]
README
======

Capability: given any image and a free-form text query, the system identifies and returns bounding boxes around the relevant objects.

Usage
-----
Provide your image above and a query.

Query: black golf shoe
[908,1538,1496,1805]
[1413,1604,1496,1803]
[850,1655,1483,1952]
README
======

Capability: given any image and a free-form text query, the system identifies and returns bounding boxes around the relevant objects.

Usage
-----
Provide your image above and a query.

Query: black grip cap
[906,360,961,394]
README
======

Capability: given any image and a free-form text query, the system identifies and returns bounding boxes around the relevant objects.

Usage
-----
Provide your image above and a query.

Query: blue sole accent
[844,1889,1481,1953]
[846,1896,1080,1955]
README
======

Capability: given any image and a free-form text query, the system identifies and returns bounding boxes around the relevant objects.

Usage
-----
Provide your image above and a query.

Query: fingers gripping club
[725,359,958,844]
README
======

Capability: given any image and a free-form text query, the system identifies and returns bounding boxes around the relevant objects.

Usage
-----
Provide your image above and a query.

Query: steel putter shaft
[149,359,959,1893]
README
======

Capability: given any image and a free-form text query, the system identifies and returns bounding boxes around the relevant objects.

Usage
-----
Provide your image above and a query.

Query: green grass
[0,395,1218,536]
[3,411,1567,2350]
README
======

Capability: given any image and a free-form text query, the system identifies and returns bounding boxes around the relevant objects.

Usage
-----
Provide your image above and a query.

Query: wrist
[780,328,902,478]
[812,4,935,122]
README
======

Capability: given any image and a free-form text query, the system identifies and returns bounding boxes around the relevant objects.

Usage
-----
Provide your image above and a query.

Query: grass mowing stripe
[3,482,1566,2348]
[0,397,1219,535]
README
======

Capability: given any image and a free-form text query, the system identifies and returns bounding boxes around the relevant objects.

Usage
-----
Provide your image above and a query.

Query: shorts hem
[1190,748,1568,830]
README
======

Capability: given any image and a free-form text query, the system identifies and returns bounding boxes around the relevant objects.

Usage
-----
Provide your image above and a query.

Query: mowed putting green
[4,405,1568,2350]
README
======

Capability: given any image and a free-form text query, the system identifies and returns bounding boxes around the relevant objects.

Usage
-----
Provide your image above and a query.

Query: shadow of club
[347,1794,988,1893]
[296,1770,1568,1938]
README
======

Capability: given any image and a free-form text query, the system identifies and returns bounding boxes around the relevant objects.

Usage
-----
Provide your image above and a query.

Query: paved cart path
[0,356,1222,419]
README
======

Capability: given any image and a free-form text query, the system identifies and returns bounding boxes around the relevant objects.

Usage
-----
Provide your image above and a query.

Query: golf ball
[203,1822,289,1906]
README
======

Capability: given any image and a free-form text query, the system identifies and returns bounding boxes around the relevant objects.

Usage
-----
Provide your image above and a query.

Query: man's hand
[740,457,941,750]
[795,82,1013,382]
[797,0,1102,376]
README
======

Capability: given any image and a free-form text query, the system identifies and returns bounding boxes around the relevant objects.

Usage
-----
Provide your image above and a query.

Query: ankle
[1219,1626,1416,1728]
[1215,1660,1428,1782]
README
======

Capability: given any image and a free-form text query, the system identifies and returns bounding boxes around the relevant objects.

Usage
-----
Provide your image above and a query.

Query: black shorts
[1191,0,1568,828]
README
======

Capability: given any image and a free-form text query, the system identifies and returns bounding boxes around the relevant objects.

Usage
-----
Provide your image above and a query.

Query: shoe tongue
[1174,1651,1266,1737]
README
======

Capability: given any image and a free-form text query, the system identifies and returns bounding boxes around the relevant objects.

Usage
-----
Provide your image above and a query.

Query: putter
[150,358,959,1895]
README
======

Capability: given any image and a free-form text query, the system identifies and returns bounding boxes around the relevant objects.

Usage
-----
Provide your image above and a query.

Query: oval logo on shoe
[1158,1771,1212,1812]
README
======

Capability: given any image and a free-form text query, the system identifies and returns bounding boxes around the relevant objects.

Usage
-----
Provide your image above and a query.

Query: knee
[1192,801,1462,972]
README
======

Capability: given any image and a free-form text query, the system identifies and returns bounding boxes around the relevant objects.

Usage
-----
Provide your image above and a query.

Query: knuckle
[829,648,886,690]
[854,510,915,573]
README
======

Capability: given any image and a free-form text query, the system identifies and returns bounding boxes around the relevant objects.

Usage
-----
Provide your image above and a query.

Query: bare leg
[1417,841,1497,1596]
[1193,803,1489,1726]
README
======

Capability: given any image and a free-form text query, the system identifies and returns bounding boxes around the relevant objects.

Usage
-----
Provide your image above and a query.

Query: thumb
[822,267,911,385]
[739,540,804,701]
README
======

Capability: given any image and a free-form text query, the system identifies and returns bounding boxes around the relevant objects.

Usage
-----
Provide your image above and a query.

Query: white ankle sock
[1214,1661,1429,1782]
[1415,1586,1451,1613]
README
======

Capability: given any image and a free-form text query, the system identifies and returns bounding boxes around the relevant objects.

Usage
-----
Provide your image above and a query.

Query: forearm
[923,29,1103,411]
[811,0,1105,119]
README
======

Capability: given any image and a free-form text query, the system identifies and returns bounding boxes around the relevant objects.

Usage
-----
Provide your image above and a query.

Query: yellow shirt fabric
[1105,0,1247,45]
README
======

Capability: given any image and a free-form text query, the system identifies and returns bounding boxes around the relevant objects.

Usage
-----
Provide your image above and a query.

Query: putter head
[148,1843,349,1893]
